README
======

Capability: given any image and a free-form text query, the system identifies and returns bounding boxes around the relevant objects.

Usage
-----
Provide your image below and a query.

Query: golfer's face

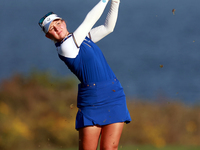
[48,19,68,42]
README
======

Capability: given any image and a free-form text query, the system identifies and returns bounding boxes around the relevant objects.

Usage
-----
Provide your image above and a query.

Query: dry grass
[0,72,199,150]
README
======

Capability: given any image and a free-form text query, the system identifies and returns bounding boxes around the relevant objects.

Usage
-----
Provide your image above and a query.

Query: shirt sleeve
[73,0,110,48]
[90,0,120,43]
[57,35,80,58]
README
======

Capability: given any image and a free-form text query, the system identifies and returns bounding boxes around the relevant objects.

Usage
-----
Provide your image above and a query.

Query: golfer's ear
[45,34,51,39]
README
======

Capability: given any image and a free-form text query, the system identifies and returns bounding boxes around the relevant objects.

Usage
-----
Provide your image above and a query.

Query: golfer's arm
[90,0,120,43]
[73,0,110,47]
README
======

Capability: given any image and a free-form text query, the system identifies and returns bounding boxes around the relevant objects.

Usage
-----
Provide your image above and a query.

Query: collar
[55,34,72,47]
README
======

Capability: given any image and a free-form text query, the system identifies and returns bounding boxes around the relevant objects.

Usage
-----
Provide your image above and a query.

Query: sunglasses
[38,12,54,28]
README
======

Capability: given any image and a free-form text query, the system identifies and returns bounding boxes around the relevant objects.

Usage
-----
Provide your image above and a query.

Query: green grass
[38,145,200,150]
[119,145,200,150]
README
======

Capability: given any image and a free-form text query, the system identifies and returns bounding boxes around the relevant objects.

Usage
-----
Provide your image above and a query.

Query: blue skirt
[75,78,131,130]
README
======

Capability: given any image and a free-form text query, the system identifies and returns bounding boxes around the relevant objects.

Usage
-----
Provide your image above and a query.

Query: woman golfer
[38,0,131,149]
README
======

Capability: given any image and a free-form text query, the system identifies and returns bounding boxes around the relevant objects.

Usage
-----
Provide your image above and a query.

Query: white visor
[42,14,62,33]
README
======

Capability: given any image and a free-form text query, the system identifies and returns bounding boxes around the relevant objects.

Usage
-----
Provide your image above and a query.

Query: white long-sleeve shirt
[57,0,120,58]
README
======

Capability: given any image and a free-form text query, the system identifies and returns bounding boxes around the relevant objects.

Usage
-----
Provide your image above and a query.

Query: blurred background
[0,0,200,149]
